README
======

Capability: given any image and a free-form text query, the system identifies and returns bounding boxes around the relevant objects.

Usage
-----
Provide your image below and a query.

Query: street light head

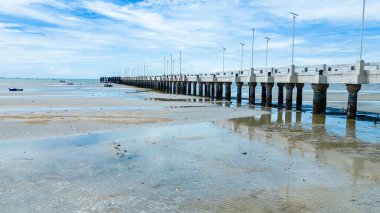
[290,12,299,17]
[240,42,245,46]
[264,37,270,41]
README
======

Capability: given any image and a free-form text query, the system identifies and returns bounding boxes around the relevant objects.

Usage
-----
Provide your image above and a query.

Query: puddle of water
[1,121,380,212]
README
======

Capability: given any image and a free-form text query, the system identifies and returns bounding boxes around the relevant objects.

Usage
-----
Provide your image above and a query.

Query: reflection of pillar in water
[248,82,257,105]
[277,83,284,108]
[312,113,326,133]
[265,83,274,107]
[264,113,272,124]
[296,83,304,110]
[236,82,243,104]
[311,83,329,114]
[346,119,356,138]
[261,82,266,106]
[285,111,292,123]
[346,84,361,119]
[276,109,284,124]
[296,111,302,123]
[285,83,295,110]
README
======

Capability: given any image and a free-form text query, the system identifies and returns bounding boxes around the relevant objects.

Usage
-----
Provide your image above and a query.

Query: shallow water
[1,78,380,212]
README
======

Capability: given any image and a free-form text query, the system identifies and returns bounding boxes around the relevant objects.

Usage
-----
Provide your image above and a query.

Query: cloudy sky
[0,0,379,79]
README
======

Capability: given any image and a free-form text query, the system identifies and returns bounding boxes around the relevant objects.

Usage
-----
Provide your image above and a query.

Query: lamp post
[251,28,255,69]
[222,47,226,72]
[240,42,245,71]
[170,54,173,75]
[360,0,366,60]
[290,12,299,66]
[164,56,166,75]
[264,37,270,72]
[180,51,182,75]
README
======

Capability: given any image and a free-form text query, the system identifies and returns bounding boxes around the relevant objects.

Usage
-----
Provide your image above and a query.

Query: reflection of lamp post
[222,47,226,72]
[290,12,299,66]
[240,42,245,71]
[360,0,366,60]
[251,28,255,69]
[264,37,270,72]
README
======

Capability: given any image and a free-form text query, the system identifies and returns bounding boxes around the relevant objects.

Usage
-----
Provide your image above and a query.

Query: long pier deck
[102,60,380,120]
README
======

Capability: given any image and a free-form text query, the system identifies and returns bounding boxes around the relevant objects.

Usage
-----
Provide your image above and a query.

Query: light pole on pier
[180,51,182,75]
[360,0,366,60]
[240,42,245,71]
[264,37,270,73]
[170,54,173,75]
[222,47,226,72]
[290,12,299,66]
[251,28,255,69]
[164,56,166,75]
[166,60,169,75]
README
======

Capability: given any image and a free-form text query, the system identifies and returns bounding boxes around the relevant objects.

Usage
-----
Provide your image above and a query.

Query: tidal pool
[1,113,380,212]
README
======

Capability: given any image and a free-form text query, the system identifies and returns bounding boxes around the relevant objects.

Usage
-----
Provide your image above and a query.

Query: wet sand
[1,79,380,212]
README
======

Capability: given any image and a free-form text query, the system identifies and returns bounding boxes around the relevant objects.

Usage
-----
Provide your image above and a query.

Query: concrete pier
[277,83,284,108]
[311,83,329,114]
[285,83,295,110]
[296,83,304,110]
[248,82,257,105]
[205,82,211,97]
[265,83,274,107]
[346,84,361,119]
[236,82,243,103]
[224,82,232,101]
[215,82,222,100]
[261,83,266,106]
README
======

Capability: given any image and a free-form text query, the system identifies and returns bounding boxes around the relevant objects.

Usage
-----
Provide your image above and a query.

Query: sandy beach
[0,78,380,212]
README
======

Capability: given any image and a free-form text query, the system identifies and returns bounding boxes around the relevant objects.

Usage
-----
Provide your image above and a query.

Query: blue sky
[0,0,379,79]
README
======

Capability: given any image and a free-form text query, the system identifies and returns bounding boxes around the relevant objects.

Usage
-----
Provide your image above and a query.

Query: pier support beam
[215,82,222,100]
[169,81,173,93]
[211,83,215,99]
[285,83,295,110]
[182,82,187,95]
[198,82,203,97]
[311,83,329,114]
[187,82,192,95]
[346,84,361,119]
[236,82,243,104]
[192,82,197,96]
[248,82,257,105]
[296,83,304,110]
[224,82,232,101]
[205,82,211,97]
[277,83,284,108]
[265,83,274,107]
[261,83,266,106]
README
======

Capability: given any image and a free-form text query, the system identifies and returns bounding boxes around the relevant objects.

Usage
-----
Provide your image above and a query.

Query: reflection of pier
[213,110,380,182]
[108,60,380,120]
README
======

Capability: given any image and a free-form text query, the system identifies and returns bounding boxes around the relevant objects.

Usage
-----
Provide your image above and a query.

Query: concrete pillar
[285,83,295,110]
[277,83,284,108]
[211,83,215,99]
[215,82,221,100]
[224,82,232,101]
[248,82,257,105]
[182,82,187,95]
[198,82,203,97]
[187,82,192,95]
[346,84,361,119]
[311,83,329,114]
[205,82,211,97]
[296,83,304,110]
[265,83,274,107]
[192,82,197,96]
[236,82,243,104]
[169,81,173,93]
[261,82,266,106]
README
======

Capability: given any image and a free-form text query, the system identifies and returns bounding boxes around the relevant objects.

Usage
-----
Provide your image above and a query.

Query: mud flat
[0,79,380,212]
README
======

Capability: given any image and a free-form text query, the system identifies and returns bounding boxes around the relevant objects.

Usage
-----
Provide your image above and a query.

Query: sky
[0,0,379,79]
